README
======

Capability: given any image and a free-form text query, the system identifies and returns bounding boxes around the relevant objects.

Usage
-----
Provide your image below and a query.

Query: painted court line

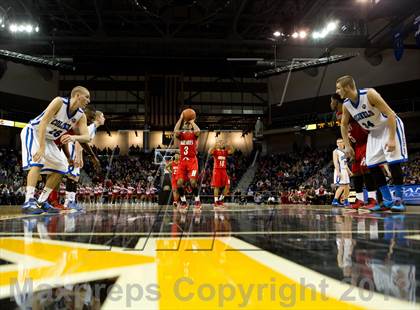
[0,229,419,236]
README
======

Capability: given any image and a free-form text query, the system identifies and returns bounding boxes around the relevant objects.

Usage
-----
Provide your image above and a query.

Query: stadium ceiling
[0,0,419,75]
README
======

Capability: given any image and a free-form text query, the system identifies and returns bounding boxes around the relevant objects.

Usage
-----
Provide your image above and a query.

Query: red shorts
[177,157,199,181]
[352,143,368,174]
[211,169,230,188]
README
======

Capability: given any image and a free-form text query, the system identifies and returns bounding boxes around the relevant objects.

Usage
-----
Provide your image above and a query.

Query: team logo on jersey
[362,104,366,109]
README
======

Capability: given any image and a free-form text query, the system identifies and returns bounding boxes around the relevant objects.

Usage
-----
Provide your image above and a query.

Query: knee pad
[352,175,364,193]
[369,166,387,188]
[66,178,78,192]
[388,163,403,185]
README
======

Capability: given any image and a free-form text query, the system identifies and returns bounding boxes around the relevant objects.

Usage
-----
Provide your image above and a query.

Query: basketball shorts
[177,157,199,181]
[21,125,68,174]
[366,117,408,167]
[352,143,368,175]
[211,169,230,188]
[334,169,350,185]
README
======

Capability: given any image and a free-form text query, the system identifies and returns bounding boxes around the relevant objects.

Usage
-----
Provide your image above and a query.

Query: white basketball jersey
[343,88,388,131]
[334,148,348,170]
[87,123,97,140]
[69,123,97,159]
[29,97,84,140]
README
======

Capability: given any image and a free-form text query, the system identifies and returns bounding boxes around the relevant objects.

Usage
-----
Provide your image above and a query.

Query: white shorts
[366,117,408,167]
[334,169,350,185]
[68,142,80,177]
[21,126,68,174]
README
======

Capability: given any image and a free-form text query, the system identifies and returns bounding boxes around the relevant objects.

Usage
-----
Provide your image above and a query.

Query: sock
[219,194,224,201]
[69,192,76,202]
[64,191,70,206]
[25,186,36,202]
[180,196,187,202]
[38,187,53,203]
[393,185,403,202]
[214,196,218,203]
[356,193,364,201]
[368,191,377,200]
[49,190,58,203]
[379,185,393,204]
[194,195,200,202]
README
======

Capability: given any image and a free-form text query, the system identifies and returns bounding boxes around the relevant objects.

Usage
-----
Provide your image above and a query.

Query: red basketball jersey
[349,119,368,145]
[171,160,179,178]
[179,131,197,158]
[213,149,229,170]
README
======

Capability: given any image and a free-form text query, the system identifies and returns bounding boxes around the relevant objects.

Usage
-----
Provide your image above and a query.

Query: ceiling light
[273,31,281,37]
[299,30,307,39]
[292,32,299,39]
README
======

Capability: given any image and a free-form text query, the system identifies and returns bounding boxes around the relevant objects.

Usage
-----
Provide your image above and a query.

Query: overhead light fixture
[311,21,339,40]
[8,23,39,34]
[292,32,299,39]
[299,30,307,39]
[273,31,281,37]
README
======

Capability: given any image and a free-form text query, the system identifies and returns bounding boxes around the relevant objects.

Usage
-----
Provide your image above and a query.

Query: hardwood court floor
[0,204,419,309]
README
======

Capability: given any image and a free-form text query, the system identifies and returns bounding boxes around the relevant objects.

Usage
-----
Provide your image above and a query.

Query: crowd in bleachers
[0,145,419,206]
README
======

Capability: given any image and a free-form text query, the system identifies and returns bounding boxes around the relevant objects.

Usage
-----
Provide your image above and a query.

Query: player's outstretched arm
[367,88,397,152]
[340,106,354,158]
[33,97,63,162]
[61,114,90,144]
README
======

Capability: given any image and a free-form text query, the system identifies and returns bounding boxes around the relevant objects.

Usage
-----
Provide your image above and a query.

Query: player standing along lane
[332,138,352,207]
[209,140,234,209]
[64,110,105,211]
[166,153,180,208]
[331,94,378,209]
[173,113,201,211]
[337,75,408,212]
[20,86,91,214]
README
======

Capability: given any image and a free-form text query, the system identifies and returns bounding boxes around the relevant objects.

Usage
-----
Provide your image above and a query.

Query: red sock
[49,189,59,203]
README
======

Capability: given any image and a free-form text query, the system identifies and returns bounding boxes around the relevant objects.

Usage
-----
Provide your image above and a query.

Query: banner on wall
[390,185,420,205]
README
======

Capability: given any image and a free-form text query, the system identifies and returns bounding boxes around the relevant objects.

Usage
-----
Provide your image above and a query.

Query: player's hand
[385,138,396,152]
[60,134,75,144]
[344,145,355,159]
[67,158,74,166]
[33,146,45,162]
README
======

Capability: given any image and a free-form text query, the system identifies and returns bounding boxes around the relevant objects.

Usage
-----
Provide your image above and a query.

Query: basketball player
[166,153,180,208]
[337,75,407,212]
[173,113,201,211]
[21,86,91,214]
[332,138,352,207]
[209,140,234,208]
[331,94,378,209]
[64,110,105,211]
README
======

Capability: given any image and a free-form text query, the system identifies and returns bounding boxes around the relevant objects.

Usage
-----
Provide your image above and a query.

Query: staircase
[235,150,260,194]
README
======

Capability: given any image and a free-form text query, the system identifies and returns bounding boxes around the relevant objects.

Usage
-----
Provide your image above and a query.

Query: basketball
[182,108,196,121]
